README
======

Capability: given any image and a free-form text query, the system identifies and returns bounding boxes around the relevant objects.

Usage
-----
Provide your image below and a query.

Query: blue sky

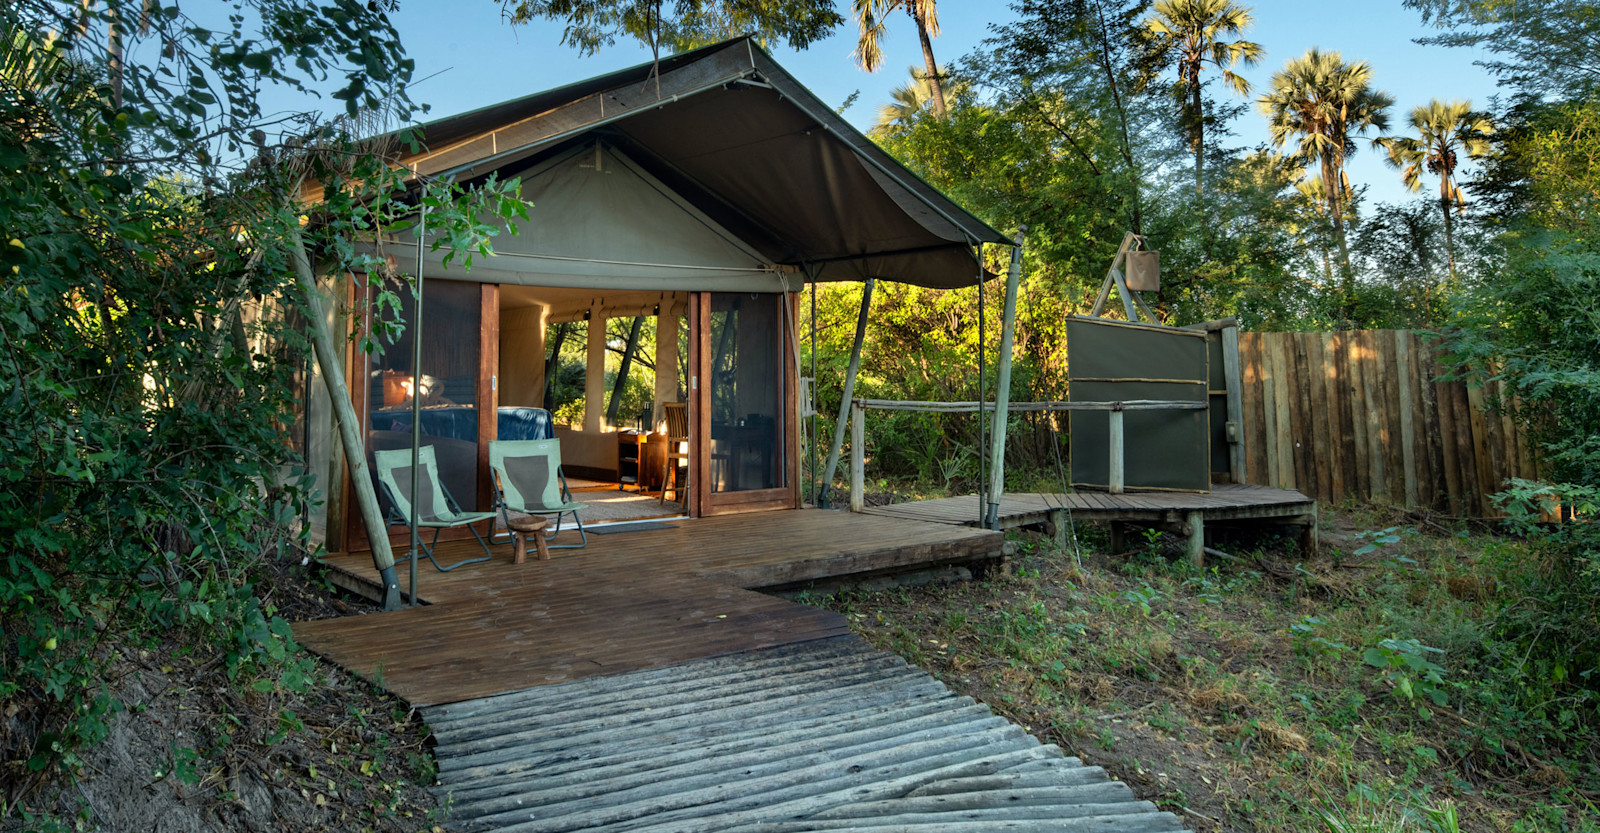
[376,1,1500,207]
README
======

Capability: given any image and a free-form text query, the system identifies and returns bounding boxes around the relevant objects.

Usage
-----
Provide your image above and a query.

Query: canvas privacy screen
[1067,317,1211,492]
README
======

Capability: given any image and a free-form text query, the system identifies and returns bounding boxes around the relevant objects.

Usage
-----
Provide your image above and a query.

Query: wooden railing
[847,398,1207,512]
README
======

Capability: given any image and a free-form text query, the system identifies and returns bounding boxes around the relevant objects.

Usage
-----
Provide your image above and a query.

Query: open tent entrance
[310,37,1016,569]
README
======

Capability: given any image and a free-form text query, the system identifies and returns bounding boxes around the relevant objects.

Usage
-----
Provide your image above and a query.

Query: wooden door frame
[341,278,499,553]
[690,291,801,517]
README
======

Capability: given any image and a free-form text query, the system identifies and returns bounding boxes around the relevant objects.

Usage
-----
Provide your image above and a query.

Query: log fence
[1240,330,1535,517]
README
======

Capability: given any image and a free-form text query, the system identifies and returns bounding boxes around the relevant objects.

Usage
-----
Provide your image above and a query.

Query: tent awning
[388,38,1012,289]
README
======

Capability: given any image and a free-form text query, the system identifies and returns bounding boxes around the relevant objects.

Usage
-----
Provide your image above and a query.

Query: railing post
[1108,405,1125,495]
[819,279,873,507]
[849,400,865,513]
[985,228,1026,529]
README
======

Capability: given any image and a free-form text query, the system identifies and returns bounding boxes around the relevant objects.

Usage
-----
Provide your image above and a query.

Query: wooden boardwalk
[295,509,1191,832]
[863,484,1317,560]
[863,483,1314,529]
[426,636,1189,833]
[294,510,1004,705]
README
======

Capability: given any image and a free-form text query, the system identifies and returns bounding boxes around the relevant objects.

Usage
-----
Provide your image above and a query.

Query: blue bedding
[371,406,554,443]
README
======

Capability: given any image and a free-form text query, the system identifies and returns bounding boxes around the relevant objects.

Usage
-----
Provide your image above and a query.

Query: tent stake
[985,228,1027,530]
[817,279,873,508]
[286,226,401,610]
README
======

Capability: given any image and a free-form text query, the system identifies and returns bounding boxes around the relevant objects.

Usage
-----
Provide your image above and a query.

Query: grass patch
[813,507,1600,832]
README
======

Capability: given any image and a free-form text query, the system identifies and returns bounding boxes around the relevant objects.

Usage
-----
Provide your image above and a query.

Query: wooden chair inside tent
[659,402,690,505]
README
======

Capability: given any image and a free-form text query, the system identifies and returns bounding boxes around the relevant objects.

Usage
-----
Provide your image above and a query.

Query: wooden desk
[617,431,665,492]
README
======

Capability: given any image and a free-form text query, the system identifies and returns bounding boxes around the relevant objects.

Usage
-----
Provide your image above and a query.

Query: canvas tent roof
[384,142,793,293]
[387,37,1012,290]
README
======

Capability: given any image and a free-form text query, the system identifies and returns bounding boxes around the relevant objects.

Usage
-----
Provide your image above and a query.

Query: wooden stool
[506,516,551,564]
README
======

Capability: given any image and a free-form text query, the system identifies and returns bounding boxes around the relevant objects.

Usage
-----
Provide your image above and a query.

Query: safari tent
[296,36,1015,558]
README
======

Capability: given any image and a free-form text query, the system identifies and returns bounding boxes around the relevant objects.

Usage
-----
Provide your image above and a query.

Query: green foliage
[1290,615,1351,660]
[1406,0,1600,97]
[1363,638,1449,708]
[497,0,842,55]
[0,2,525,821]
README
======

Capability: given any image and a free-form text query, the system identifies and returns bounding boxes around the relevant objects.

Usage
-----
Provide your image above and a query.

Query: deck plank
[425,638,1190,833]
[295,509,1005,705]
[866,484,1313,529]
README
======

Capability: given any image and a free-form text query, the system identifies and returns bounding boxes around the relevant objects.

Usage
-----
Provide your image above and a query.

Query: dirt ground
[5,560,441,833]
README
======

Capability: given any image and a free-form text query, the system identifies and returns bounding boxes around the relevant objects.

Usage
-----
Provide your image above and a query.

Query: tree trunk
[912,8,946,117]
[605,316,644,427]
[1323,153,1354,324]
[542,320,571,410]
[1092,1,1143,234]
[1190,64,1204,198]
[1440,186,1457,282]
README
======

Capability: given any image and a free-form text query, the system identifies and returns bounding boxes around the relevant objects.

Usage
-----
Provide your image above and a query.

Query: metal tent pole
[986,228,1027,530]
[808,269,819,504]
[976,257,986,524]
[817,278,873,508]
[407,202,428,607]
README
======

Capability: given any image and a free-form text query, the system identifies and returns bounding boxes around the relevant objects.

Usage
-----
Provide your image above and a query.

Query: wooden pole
[1185,510,1205,567]
[985,228,1026,529]
[1108,407,1125,494]
[286,226,400,610]
[584,304,606,432]
[849,399,865,513]
[1222,323,1246,484]
[819,279,873,507]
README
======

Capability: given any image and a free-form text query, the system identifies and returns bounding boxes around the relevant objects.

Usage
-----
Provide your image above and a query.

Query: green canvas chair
[489,439,588,549]
[373,446,496,571]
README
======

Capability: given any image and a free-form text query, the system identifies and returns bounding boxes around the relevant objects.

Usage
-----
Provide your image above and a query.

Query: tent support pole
[977,256,985,524]
[985,228,1027,530]
[286,226,401,610]
[817,278,873,508]
[406,204,427,607]
[808,269,820,504]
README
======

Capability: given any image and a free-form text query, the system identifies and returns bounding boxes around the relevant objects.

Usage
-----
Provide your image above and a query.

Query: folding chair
[373,446,496,572]
[489,439,588,550]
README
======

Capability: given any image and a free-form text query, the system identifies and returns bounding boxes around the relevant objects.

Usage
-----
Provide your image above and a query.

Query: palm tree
[1382,99,1493,286]
[853,0,945,117]
[872,65,964,137]
[1142,0,1264,197]
[1259,48,1393,320]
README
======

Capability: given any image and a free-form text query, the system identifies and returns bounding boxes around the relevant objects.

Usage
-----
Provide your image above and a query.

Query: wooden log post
[1049,508,1067,555]
[1299,505,1320,556]
[849,399,865,513]
[1107,406,1125,495]
[286,226,400,610]
[1185,510,1205,567]
[985,228,1026,529]
[584,303,606,432]
[819,280,873,508]
[1222,324,1246,484]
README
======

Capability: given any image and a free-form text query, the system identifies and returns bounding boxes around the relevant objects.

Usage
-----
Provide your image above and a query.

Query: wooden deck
[863,483,1317,561]
[863,483,1315,529]
[294,509,1005,705]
